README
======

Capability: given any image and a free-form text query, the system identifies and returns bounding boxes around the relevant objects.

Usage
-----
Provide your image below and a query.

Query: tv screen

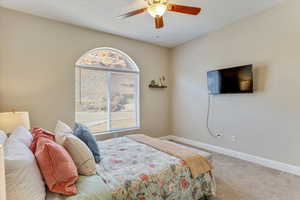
[207,65,253,94]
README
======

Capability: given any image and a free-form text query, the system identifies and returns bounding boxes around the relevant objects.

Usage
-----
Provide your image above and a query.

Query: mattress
[96,137,216,200]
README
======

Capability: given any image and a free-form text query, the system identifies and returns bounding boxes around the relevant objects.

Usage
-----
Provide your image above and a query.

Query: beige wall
[171,0,300,166]
[0,7,170,138]
[2,0,300,167]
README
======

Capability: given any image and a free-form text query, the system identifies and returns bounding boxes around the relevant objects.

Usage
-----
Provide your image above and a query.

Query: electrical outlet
[232,136,237,142]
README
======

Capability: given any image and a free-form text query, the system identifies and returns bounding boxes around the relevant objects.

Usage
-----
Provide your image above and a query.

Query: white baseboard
[162,135,300,176]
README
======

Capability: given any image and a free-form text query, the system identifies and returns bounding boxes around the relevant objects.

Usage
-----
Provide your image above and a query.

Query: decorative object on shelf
[149,76,168,88]
[0,111,30,134]
[161,76,166,86]
[150,80,157,87]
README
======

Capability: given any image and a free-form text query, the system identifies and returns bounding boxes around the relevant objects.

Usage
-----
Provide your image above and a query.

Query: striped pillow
[64,134,96,176]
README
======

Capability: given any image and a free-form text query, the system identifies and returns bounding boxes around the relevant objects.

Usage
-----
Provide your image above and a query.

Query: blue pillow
[74,123,101,163]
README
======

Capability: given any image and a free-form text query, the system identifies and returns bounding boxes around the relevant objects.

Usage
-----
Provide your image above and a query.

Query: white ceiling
[0,0,284,47]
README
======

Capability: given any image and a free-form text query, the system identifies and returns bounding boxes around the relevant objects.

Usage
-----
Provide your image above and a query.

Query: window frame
[75,47,141,135]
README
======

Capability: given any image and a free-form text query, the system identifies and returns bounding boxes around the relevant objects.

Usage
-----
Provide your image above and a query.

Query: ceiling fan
[118,0,201,29]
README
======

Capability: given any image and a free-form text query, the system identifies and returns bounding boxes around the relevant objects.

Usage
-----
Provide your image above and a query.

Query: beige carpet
[209,153,300,200]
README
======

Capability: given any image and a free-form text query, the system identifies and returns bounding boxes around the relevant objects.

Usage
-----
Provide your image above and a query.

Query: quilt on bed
[96,137,216,200]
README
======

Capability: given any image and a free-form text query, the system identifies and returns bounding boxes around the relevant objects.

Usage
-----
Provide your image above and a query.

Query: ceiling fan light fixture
[118,0,201,30]
[147,4,167,18]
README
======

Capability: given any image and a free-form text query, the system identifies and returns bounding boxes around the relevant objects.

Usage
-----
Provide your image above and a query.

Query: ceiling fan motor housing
[147,0,168,6]
[147,0,169,17]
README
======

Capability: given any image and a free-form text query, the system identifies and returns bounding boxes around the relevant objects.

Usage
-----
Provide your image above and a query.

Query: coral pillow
[30,128,55,153]
[35,137,78,195]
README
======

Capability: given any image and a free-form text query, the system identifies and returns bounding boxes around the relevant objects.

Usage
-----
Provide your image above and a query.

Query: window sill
[92,127,141,137]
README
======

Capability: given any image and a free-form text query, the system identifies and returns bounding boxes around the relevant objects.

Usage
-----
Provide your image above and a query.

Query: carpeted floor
[209,153,300,200]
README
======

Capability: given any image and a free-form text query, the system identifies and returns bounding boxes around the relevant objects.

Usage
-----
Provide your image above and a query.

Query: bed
[46,136,216,200]
[97,136,216,200]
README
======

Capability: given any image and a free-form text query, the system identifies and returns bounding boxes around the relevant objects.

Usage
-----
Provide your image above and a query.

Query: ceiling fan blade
[118,8,147,19]
[168,4,201,15]
[155,16,164,29]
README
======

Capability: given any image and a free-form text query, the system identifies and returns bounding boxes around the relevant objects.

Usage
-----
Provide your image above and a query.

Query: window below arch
[75,48,140,134]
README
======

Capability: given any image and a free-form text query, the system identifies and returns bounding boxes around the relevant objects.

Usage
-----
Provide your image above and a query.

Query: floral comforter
[96,137,216,200]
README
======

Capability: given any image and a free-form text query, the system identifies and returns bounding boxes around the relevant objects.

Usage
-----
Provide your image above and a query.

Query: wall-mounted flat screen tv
[207,65,253,94]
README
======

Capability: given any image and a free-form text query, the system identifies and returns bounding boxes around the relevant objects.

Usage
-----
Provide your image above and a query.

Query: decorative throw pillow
[54,120,73,145]
[0,130,7,145]
[35,137,78,195]
[64,134,96,176]
[5,126,33,147]
[74,123,101,163]
[4,141,46,200]
[54,121,96,175]
[30,128,55,153]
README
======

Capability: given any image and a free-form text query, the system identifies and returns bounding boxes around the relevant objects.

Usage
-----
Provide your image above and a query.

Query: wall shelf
[149,85,167,89]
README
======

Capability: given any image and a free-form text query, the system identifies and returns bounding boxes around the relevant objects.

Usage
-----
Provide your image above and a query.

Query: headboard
[0,145,6,200]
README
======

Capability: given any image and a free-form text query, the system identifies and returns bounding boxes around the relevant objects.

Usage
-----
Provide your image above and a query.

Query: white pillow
[5,126,32,147]
[64,134,96,176]
[54,121,73,145]
[0,130,7,145]
[5,141,46,200]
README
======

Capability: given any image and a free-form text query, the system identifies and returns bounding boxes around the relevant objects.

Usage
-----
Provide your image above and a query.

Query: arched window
[75,48,140,134]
